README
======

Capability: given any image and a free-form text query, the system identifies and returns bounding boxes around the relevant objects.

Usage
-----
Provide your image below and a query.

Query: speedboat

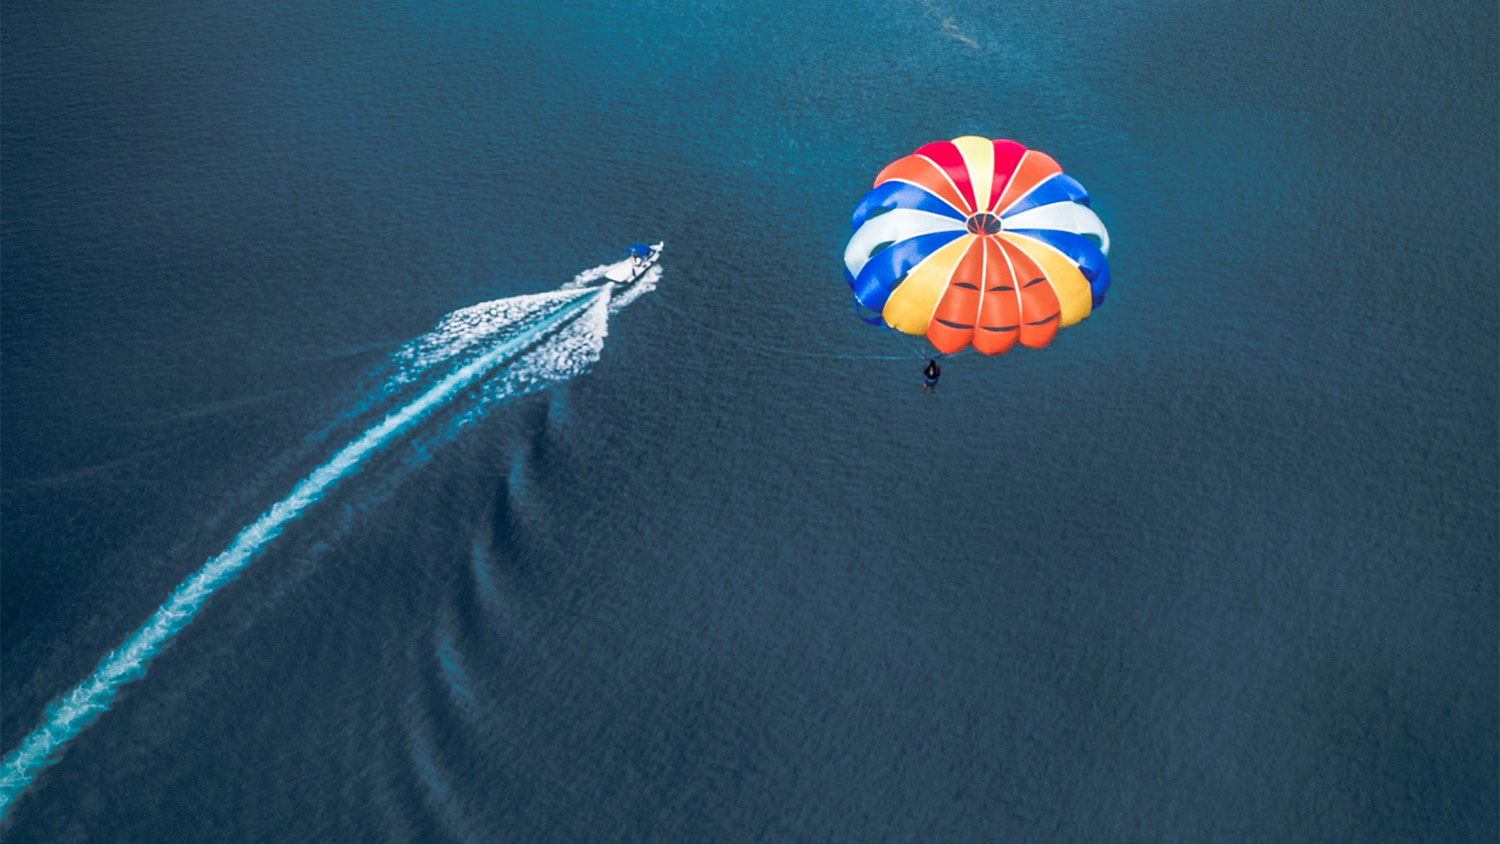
[604,242,664,284]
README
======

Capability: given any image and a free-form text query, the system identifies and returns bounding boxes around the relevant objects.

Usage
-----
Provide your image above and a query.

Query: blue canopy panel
[845,268,890,326]
[1000,174,1091,218]
[630,243,653,257]
[851,230,967,313]
[850,181,967,230]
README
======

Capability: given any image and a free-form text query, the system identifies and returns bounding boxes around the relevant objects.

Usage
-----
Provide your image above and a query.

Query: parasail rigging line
[653,299,926,361]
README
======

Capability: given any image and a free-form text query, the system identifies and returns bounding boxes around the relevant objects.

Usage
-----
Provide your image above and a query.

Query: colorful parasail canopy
[844,137,1111,356]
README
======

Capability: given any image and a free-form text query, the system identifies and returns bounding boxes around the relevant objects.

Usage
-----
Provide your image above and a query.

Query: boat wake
[0,258,657,818]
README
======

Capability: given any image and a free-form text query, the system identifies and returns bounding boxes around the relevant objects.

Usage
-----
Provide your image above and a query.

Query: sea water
[2,0,1494,841]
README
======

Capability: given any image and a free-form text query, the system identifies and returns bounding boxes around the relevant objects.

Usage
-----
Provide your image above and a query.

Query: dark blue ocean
[3,1,1496,841]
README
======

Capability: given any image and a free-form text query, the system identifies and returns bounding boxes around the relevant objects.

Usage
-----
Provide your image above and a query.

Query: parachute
[844,137,1111,356]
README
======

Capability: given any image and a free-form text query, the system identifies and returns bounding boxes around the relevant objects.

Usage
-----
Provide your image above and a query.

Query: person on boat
[921,358,941,394]
[627,243,652,277]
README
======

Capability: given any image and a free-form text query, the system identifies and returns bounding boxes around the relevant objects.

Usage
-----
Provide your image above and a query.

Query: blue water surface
[2,0,1496,841]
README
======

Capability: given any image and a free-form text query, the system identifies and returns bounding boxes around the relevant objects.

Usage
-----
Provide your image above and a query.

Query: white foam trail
[479,290,613,403]
[562,259,625,289]
[437,291,614,440]
[0,285,611,818]
[433,274,653,440]
[605,264,660,313]
[391,287,589,388]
